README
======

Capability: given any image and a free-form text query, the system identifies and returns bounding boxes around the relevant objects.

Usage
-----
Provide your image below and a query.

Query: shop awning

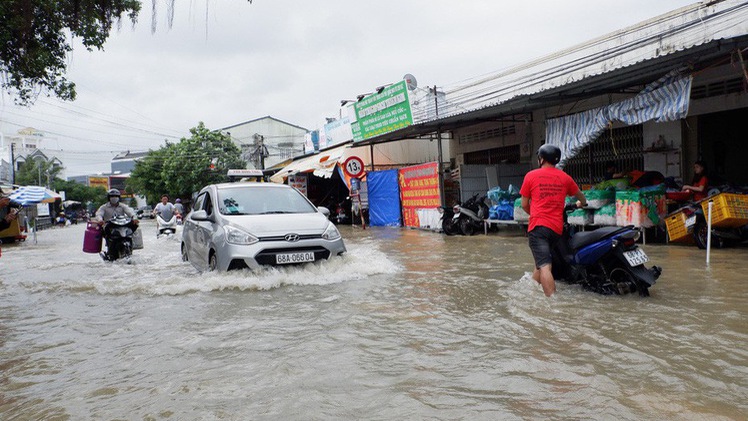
[546,73,693,167]
[270,143,352,183]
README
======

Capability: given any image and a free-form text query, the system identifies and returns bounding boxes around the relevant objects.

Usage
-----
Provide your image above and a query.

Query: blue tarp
[367,170,401,227]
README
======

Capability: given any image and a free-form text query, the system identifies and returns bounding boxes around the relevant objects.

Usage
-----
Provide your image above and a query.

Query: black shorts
[528,226,561,269]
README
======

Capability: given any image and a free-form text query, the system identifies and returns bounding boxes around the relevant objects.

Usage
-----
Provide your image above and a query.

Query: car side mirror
[191,210,210,221]
[317,206,330,217]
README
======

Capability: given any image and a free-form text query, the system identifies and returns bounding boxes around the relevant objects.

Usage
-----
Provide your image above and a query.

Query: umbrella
[9,186,62,205]
[63,200,82,207]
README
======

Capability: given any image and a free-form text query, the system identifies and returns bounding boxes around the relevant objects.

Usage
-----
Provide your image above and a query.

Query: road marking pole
[706,200,713,265]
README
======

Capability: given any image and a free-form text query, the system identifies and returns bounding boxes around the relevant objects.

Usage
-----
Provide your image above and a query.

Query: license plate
[276,252,316,264]
[685,215,696,228]
[623,248,649,266]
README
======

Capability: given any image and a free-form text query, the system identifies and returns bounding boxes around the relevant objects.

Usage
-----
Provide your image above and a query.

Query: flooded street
[1,221,746,420]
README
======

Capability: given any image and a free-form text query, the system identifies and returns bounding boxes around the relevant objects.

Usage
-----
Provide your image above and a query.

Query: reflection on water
[0,223,746,420]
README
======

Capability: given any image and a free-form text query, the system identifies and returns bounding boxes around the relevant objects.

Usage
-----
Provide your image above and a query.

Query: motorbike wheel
[442,218,457,236]
[460,217,476,236]
[693,220,724,250]
[121,241,132,264]
[181,243,189,262]
[608,267,638,295]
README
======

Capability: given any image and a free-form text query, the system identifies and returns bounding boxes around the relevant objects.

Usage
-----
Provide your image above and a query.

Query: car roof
[203,182,292,191]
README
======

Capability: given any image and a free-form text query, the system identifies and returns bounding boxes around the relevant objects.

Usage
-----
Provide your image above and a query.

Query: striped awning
[546,73,692,167]
[8,186,61,205]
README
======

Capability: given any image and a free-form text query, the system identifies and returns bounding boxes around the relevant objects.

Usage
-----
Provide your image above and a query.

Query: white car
[181,182,346,271]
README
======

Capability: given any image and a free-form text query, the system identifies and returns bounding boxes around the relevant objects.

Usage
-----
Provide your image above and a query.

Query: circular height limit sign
[343,156,365,178]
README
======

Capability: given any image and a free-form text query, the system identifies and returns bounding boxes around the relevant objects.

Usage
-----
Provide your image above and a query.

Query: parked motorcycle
[437,205,459,235]
[552,204,662,296]
[156,214,177,237]
[334,199,350,225]
[102,215,138,262]
[453,194,489,236]
[688,206,748,249]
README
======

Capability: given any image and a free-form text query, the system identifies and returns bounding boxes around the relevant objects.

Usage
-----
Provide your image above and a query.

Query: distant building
[111,150,150,174]
[0,128,63,185]
[221,116,308,170]
[0,127,63,184]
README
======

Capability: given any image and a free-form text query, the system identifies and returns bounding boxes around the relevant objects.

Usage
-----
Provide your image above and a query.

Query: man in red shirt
[520,145,587,297]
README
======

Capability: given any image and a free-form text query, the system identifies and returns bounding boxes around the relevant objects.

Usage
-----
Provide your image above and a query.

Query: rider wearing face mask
[96,189,137,225]
[95,189,139,227]
[95,189,139,260]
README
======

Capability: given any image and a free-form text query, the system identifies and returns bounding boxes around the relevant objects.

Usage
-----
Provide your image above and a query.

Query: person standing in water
[520,145,587,297]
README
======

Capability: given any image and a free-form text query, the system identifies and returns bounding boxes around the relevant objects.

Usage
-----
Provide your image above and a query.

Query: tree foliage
[0,0,141,103]
[52,179,108,206]
[129,122,245,204]
[14,157,63,186]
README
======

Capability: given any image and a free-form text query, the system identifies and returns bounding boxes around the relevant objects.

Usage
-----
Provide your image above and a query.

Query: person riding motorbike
[153,194,177,235]
[174,198,185,216]
[95,189,139,259]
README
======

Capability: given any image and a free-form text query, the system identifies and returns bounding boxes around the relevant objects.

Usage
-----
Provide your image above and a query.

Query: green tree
[14,158,63,187]
[52,179,108,206]
[129,122,245,204]
[0,0,141,104]
[1,1,253,104]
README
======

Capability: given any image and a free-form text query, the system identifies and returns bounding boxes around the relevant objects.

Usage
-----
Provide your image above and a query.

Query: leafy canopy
[14,157,63,186]
[128,122,245,204]
[1,1,254,103]
[0,0,141,103]
[52,179,108,207]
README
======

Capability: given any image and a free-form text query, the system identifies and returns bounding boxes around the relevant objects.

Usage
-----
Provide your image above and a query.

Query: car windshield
[217,186,318,216]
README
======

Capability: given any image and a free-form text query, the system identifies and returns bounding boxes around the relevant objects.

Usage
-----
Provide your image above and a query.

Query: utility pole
[252,134,268,170]
[434,85,445,206]
[9,141,15,184]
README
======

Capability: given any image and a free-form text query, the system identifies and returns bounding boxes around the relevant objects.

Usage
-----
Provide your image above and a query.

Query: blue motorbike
[552,204,662,296]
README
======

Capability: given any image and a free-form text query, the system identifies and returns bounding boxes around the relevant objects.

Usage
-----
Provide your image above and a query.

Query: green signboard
[352,80,413,141]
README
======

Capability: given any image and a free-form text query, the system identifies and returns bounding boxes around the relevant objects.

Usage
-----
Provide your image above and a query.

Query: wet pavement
[0,221,746,420]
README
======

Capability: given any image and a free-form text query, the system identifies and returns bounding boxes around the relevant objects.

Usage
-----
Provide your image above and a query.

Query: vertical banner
[398,162,440,228]
[288,174,308,196]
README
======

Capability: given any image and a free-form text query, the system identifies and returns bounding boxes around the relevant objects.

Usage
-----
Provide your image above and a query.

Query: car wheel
[208,251,218,271]
[181,243,189,262]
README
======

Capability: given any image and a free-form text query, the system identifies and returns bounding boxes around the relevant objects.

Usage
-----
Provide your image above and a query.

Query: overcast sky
[0,0,698,177]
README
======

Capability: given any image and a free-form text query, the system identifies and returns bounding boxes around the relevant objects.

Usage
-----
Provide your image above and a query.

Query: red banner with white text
[398,162,440,228]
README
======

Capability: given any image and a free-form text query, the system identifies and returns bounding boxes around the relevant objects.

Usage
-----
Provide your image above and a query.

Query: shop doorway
[698,107,748,186]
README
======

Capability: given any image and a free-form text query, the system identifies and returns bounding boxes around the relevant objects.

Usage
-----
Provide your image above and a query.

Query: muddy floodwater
[1,221,746,420]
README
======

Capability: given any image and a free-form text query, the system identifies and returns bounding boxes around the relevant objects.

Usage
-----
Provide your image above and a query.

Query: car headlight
[224,225,259,245]
[322,222,341,240]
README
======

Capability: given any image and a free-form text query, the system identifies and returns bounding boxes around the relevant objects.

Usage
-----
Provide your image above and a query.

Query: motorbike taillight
[622,238,636,247]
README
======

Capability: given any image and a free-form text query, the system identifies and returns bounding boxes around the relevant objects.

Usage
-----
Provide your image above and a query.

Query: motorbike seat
[570,226,629,250]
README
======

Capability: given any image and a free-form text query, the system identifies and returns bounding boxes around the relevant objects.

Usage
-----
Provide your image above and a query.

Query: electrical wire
[432,2,748,118]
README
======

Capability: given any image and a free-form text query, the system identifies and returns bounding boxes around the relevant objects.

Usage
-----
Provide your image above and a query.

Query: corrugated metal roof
[438,0,748,120]
[357,1,748,146]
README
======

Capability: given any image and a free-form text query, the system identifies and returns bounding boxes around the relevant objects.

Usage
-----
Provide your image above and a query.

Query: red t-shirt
[692,176,708,201]
[520,166,581,234]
